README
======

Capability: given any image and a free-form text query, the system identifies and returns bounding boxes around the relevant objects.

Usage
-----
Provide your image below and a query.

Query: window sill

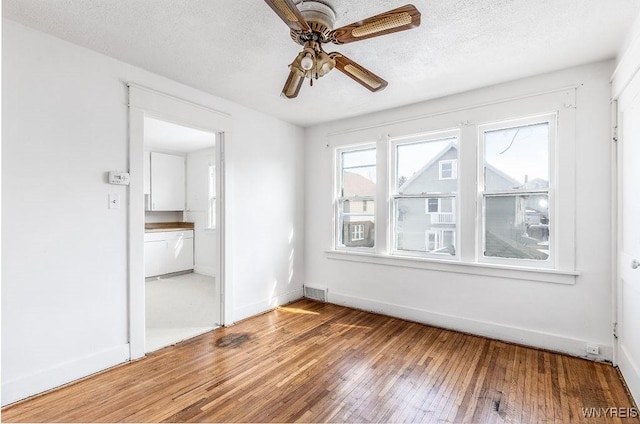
[324,250,579,285]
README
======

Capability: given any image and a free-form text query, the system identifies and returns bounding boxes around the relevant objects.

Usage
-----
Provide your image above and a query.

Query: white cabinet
[144,230,194,277]
[149,152,185,211]
[144,240,166,277]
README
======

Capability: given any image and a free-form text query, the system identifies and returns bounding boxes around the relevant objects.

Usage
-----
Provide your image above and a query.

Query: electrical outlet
[586,344,600,355]
[109,193,120,209]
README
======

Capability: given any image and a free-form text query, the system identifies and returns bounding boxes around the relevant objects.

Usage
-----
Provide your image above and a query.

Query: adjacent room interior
[2,0,640,422]
[142,117,221,353]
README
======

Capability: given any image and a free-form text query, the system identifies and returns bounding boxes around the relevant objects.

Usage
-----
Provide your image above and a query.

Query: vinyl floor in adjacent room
[2,299,638,423]
[145,272,219,353]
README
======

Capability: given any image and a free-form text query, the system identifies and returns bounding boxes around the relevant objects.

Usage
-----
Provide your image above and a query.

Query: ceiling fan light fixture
[265,0,421,98]
[316,50,335,77]
[300,53,314,70]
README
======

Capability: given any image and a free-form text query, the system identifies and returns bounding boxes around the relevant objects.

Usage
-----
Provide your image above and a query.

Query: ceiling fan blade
[329,4,421,44]
[281,70,305,98]
[263,0,310,32]
[331,53,388,92]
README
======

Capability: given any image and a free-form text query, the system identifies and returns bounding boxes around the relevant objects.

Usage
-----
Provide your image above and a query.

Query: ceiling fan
[263,0,421,98]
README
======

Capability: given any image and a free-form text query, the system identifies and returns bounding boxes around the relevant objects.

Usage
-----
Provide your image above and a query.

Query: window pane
[343,148,375,169]
[484,122,549,191]
[341,200,374,248]
[338,147,376,249]
[395,197,456,255]
[342,167,376,197]
[396,137,457,194]
[341,148,376,197]
[484,194,549,260]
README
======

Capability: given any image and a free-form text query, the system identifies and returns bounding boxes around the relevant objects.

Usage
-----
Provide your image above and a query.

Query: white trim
[334,143,377,251]
[231,288,304,323]
[326,85,581,138]
[477,113,557,269]
[329,89,577,279]
[618,343,640,406]
[1,344,130,406]
[128,85,232,359]
[612,13,640,99]
[194,265,216,277]
[327,292,610,361]
[389,130,460,259]
[128,107,146,359]
[325,250,578,284]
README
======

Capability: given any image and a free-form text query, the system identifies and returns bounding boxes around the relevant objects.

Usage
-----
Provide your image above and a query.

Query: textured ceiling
[4,0,640,127]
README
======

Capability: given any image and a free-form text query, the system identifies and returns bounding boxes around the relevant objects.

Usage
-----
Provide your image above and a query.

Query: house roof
[399,142,457,193]
[343,171,376,197]
[398,143,523,193]
[485,231,548,261]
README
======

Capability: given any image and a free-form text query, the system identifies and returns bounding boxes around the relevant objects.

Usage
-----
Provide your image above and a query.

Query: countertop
[144,222,194,233]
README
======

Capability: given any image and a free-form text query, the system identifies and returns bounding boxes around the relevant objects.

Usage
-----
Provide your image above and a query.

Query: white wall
[304,61,615,360]
[227,112,306,321]
[1,19,305,405]
[186,147,216,276]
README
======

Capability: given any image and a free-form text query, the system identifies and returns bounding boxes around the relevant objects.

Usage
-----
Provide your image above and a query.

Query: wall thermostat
[109,171,130,185]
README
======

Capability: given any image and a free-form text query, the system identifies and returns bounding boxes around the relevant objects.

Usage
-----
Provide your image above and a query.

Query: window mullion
[375,136,388,255]
[458,123,478,263]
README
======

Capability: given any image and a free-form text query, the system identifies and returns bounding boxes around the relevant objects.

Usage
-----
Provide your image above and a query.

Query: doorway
[128,84,231,360]
[615,72,640,405]
[143,117,220,352]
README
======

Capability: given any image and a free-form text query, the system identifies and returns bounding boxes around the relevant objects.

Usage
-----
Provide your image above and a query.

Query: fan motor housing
[290,1,336,44]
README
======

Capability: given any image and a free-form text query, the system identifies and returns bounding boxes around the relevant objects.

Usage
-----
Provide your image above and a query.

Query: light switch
[109,193,120,209]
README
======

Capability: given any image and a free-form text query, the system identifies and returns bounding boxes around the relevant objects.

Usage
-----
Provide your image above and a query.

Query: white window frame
[328,88,577,285]
[351,223,365,241]
[389,130,460,259]
[334,143,376,251]
[439,159,458,180]
[477,113,557,268]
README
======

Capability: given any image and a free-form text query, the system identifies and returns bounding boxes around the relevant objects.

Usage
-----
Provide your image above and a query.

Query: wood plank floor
[3,299,638,423]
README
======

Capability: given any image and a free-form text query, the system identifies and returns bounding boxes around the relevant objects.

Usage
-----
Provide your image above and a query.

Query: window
[427,229,455,251]
[330,90,574,281]
[391,132,458,256]
[439,160,457,180]
[336,146,376,249]
[351,223,365,241]
[479,115,554,263]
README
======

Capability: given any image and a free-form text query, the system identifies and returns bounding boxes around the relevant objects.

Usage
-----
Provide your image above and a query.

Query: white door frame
[612,74,640,406]
[127,84,233,359]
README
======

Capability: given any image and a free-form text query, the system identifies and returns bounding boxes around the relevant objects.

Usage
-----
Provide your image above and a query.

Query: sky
[343,122,549,188]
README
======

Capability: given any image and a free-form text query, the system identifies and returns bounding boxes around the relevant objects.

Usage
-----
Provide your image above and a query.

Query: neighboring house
[396,144,458,254]
[342,171,375,247]
[396,144,549,259]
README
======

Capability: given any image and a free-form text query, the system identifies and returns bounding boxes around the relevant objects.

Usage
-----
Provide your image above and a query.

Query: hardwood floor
[3,299,638,423]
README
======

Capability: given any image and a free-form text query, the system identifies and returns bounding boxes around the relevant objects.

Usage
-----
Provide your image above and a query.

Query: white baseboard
[194,265,216,277]
[618,344,640,406]
[329,291,613,362]
[232,288,304,323]
[2,344,130,407]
